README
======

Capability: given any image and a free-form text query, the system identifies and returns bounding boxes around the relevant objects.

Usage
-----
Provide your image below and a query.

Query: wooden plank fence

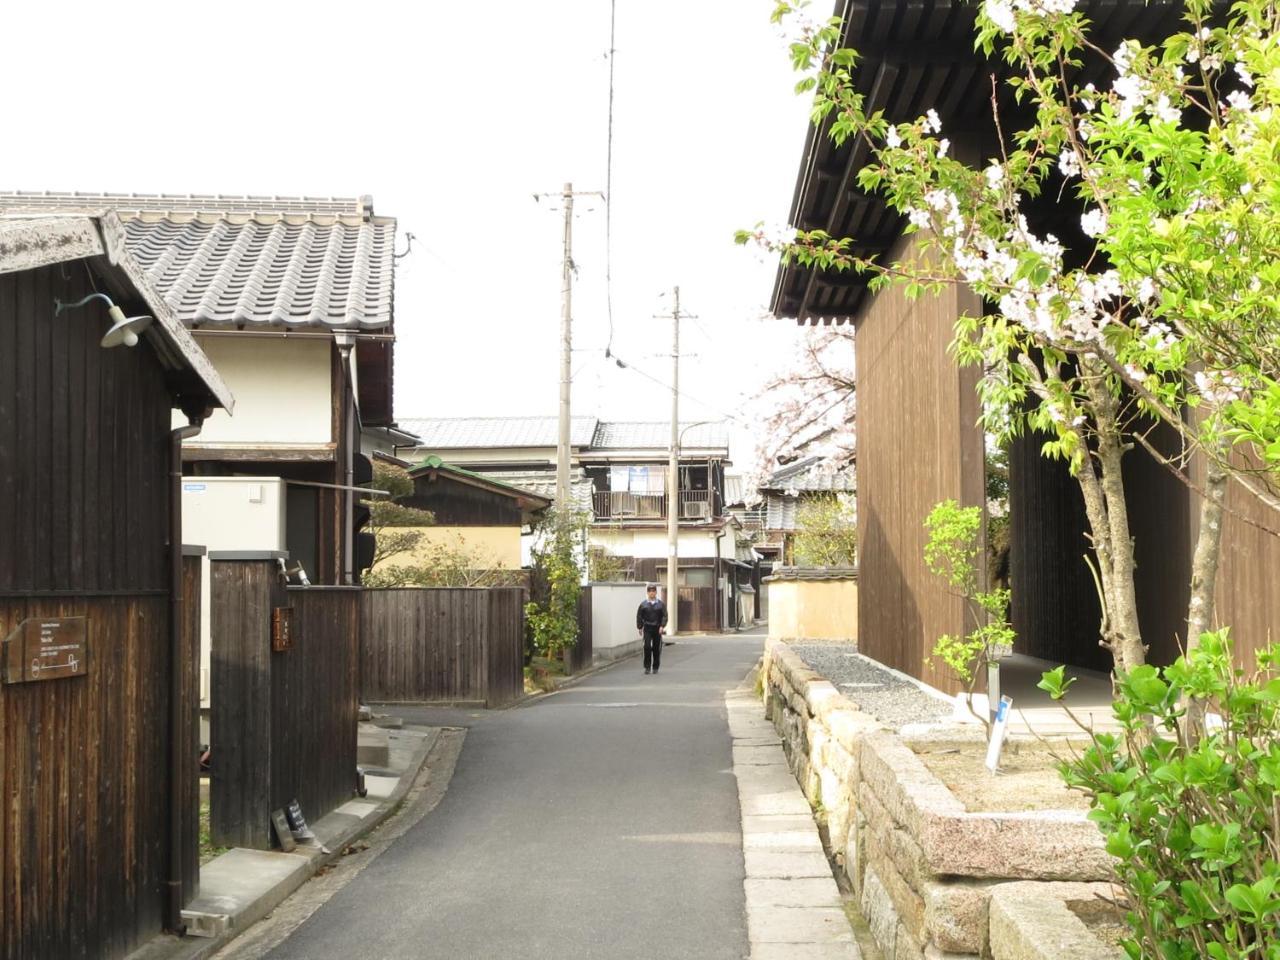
[360,587,525,707]
[565,586,593,675]
[209,557,358,850]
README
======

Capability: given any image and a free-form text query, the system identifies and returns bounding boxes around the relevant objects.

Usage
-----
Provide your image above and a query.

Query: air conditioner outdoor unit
[685,500,710,519]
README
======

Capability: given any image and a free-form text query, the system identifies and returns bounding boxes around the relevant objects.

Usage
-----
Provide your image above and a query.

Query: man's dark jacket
[636,597,668,631]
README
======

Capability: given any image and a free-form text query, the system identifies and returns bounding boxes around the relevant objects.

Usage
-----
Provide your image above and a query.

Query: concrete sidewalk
[127,725,445,960]
[726,687,859,960]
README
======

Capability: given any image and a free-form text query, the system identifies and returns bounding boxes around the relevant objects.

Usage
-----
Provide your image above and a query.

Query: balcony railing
[593,490,713,521]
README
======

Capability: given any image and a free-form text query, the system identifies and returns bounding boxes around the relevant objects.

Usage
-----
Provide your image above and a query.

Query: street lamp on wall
[55,293,152,348]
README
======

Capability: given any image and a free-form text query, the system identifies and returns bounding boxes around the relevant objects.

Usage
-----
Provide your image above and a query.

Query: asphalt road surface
[260,630,766,960]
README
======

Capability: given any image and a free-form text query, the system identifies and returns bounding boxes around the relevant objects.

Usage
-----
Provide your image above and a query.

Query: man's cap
[646,583,658,591]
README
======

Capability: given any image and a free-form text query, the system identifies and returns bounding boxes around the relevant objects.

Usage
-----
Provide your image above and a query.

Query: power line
[606,350,744,425]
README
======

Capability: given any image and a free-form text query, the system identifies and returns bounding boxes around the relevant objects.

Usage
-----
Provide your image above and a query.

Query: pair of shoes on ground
[643,668,660,675]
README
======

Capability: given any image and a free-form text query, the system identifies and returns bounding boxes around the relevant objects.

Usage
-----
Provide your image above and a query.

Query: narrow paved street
[256,630,766,959]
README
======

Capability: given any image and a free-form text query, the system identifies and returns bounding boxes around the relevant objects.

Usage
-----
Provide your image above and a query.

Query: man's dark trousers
[643,626,663,671]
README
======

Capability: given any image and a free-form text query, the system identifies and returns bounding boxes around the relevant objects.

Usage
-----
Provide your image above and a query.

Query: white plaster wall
[173,336,332,445]
[590,582,649,658]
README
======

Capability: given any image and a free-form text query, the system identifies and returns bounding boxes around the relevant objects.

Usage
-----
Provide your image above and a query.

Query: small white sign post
[985,695,1014,773]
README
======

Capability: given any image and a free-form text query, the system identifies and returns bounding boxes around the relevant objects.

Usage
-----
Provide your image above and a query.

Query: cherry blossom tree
[748,322,856,484]
[742,0,1280,672]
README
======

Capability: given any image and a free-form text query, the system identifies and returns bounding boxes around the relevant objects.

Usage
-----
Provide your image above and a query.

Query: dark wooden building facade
[771,1,1277,692]
[0,216,231,958]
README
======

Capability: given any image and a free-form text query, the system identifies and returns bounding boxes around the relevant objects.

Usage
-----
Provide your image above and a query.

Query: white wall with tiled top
[172,335,333,445]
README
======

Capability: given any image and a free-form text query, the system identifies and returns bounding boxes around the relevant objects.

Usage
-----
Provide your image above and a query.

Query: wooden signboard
[2,617,89,684]
[272,607,293,652]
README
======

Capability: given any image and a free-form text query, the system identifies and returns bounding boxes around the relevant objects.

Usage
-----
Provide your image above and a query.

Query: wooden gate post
[209,551,288,850]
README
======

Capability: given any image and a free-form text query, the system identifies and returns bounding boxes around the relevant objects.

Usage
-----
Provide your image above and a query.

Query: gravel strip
[788,643,954,729]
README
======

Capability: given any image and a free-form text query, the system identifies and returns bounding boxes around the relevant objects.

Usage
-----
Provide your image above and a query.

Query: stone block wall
[762,638,1122,960]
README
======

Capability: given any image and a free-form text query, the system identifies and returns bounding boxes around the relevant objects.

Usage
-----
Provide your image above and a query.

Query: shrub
[1041,632,1280,959]
[525,509,583,659]
[792,492,857,566]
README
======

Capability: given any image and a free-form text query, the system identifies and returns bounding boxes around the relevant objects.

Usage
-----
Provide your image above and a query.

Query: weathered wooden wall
[1008,428,1109,672]
[1193,450,1280,671]
[0,263,171,595]
[567,586,594,675]
[0,597,171,959]
[279,588,360,828]
[0,263,194,958]
[853,234,985,695]
[179,553,203,901]
[210,559,278,849]
[210,561,360,850]
[404,473,523,526]
[359,588,525,706]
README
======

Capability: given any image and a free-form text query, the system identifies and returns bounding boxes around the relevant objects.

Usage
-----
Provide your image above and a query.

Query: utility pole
[557,182,574,511]
[666,286,681,636]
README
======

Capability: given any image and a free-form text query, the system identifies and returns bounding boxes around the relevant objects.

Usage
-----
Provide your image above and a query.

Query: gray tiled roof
[590,421,730,451]
[484,469,595,512]
[399,417,600,450]
[0,192,395,331]
[761,456,855,492]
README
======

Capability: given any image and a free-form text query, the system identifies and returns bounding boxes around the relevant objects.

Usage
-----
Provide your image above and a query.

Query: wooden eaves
[769,0,1183,325]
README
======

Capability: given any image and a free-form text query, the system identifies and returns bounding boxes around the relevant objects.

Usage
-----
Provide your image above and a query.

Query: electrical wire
[606,350,745,425]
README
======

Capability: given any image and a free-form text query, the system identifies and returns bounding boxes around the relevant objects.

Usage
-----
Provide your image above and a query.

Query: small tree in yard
[363,461,435,572]
[361,461,521,588]
[792,492,857,566]
[924,499,1015,732]
[751,324,857,480]
[525,508,584,661]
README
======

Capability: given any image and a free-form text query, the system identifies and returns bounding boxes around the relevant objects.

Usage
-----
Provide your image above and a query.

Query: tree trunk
[1186,452,1228,654]
[1081,361,1146,673]
[1183,447,1229,738]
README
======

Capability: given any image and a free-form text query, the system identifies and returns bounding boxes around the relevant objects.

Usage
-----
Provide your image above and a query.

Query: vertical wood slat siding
[210,561,277,850]
[853,233,985,695]
[1198,449,1280,672]
[1012,414,1191,673]
[179,556,203,901]
[0,265,171,596]
[0,597,173,960]
[360,588,525,706]
[0,263,191,959]
[278,588,359,821]
[566,586,593,675]
[1008,427,1109,673]
[209,564,360,849]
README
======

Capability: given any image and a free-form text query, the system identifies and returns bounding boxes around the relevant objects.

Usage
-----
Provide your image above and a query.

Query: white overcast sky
[4,0,813,467]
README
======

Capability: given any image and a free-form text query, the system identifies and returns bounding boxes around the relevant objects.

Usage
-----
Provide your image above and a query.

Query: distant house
[0,215,231,956]
[377,455,550,571]
[399,417,742,631]
[0,191,405,586]
[755,456,856,564]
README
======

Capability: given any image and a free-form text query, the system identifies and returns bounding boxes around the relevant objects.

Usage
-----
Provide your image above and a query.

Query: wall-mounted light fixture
[54,293,152,348]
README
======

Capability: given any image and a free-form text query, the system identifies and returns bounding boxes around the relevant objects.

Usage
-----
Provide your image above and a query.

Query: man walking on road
[636,584,668,675]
